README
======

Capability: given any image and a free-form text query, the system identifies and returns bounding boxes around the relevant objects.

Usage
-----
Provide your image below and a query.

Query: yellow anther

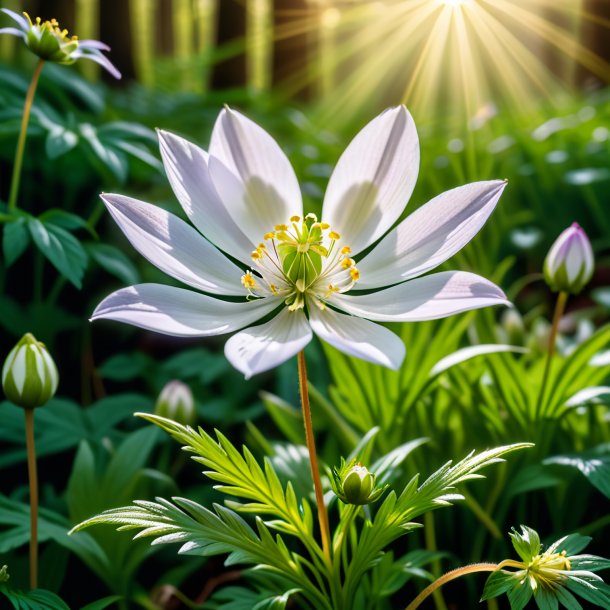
[251,249,263,260]
[329,231,340,240]
[275,231,291,242]
[275,224,288,231]
[341,257,355,269]
[290,215,301,223]
[350,267,360,281]
[241,272,258,289]
[325,284,340,298]
[319,222,330,230]
[270,284,278,295]
[258,243,266,250]
[264,232,276,240]
[341,246,352,255]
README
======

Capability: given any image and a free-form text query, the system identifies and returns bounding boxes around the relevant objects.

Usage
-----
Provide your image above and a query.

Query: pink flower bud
[543,223,594,294]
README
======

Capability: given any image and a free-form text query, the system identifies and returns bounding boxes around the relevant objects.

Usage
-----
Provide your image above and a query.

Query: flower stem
[297,350,331,562]
[535,291,568,421]
[24,408,39,589]
[8,59,45,212]
[404,563,499,610]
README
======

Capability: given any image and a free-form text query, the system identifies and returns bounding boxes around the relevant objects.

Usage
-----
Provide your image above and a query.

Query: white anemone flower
[92,106,509,378]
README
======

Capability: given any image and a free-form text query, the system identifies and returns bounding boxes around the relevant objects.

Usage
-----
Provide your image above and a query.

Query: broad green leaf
[0,584,70,609]
[39,209,96,236]
[98,352,152,381]
[86,242,140,285]
[2,218,30,267]
[544,446,610,498]
[28,218,88,288]
[45,126,78,158]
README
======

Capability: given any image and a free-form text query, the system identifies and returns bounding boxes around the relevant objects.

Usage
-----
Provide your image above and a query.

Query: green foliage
[73,414,531,609]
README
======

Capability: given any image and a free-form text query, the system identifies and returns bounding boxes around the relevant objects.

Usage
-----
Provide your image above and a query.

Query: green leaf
[534,586,559,610]
[39,209,96,237]
[481,570,518,601]
[79,123,128,183]
[430,344,528,377]
[98,352,153,382]
[28,218,88,288]
[260,391,304,446]
[45,126,78,158]
[0,584,70,609]
[81,596,123,610]
[507,580,533,610]
[2,218,30,267]
[86,242,140,285]
[510,526,541,562]
[544,446,610,498]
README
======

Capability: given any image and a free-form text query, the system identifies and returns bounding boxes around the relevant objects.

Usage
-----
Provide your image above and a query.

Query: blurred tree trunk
[580,0,610,87]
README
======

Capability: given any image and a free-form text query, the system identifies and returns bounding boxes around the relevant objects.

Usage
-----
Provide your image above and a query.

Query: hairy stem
[8,59,45,212]
[536,291,568,421]
[297,350,331,562]
[24,408,39,589]
[405,563,499,610]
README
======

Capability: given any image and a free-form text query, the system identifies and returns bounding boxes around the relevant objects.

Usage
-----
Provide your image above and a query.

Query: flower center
[526,551,571,590]
[241,213,359,311]
[24,13,79,44]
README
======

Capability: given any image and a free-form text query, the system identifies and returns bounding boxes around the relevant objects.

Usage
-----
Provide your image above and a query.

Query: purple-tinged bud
[543,223,594,295]
[154,380,196,426]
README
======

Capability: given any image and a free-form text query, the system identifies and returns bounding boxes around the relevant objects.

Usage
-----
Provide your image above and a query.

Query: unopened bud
[2,333,58,409]
[155,380,196,426]
[544,223,594,295]
[331,459,386,506]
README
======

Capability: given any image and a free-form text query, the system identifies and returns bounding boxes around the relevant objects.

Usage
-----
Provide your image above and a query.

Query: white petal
[92,284,279,337]
[158,129,253,263]
[331,271,510,322]
[1,8,28,30]
[102,193,244,296]
[309,305,405,369]
[0,27,26,39]
[224,308,312,379]
[208,108,303,238]
[357,180,507,289]
[321,106,419,255]
[13,346,27,394]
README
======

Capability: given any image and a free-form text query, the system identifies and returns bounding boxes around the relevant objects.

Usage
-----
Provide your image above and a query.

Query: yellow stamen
[319,222,330,230]
[350,267,360,281]
[341,257,355,269]
[329,231,340,240]
[241,272,258,289]
[251,249,263,260]
[290,215,301,223]
[341,246,352,255]
[325,284,340,298]
[258,243,266,250]
[275,224,288,231]
[264,232,276,240]
[270,284,278,295]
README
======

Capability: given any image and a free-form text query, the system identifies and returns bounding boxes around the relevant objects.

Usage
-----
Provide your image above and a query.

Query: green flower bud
[0,565,8,583]
[2,333,59,409]
[342,464,375,504]
[543,223,594,295]
[331,458,386,506]
[154,380,196,426]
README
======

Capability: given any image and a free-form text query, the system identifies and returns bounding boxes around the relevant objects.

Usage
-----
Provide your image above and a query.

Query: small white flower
[92,106,509,378]
[0,9,121,78]
[544,222,594,295]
